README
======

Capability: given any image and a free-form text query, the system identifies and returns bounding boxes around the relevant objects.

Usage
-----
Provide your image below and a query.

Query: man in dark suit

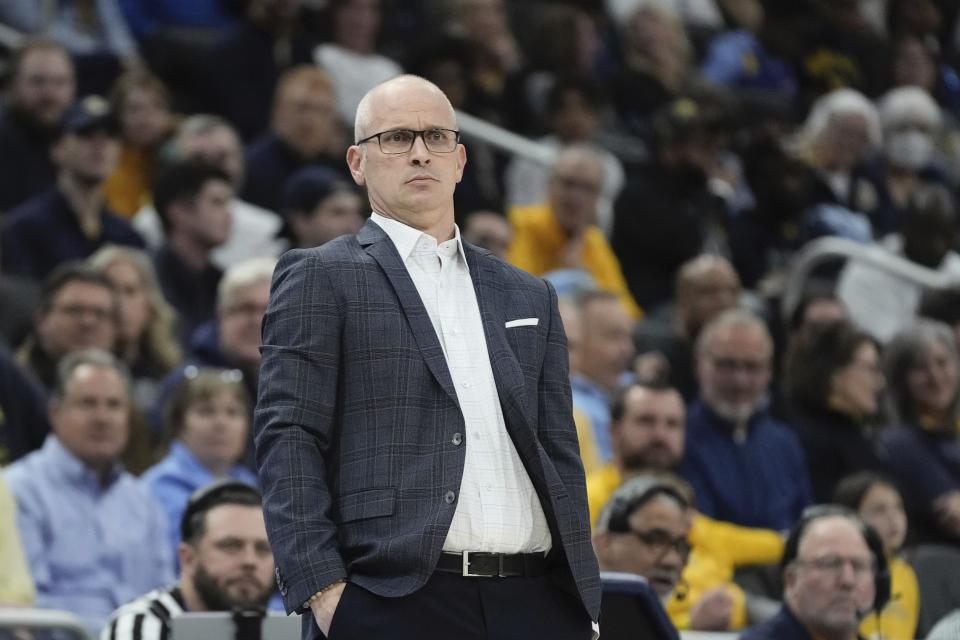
[255,75,600,639]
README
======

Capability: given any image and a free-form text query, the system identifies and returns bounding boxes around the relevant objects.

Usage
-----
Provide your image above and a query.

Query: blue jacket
[681,399,813,530]
[141,442,258,560]
[1,189,143,280]
[740,606,813,640]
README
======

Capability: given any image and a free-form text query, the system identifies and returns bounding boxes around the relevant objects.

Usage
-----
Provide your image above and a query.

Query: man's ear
[454,144,467,184]
[47,398,61,433]
[167,199,193,228]
[593,531,612,564]
[287,211,307,239]
[178,541,197,573]
[783,563,798,591]
[346,146,366,186]
[50,137,67,165]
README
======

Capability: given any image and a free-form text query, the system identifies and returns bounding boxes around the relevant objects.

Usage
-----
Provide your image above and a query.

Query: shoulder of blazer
[465,240,550,296]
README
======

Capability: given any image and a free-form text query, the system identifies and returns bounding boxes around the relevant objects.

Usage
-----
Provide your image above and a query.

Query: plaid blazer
[255,220,601,622]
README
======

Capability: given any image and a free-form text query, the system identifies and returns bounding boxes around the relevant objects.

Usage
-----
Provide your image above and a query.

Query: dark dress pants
[318,571,592,640]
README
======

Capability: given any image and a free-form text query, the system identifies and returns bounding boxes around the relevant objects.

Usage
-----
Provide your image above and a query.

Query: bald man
[255,75,600,639]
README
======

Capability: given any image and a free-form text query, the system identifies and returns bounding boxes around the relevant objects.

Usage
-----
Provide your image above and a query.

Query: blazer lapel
[465,245,532,433]
[358,222,460,407]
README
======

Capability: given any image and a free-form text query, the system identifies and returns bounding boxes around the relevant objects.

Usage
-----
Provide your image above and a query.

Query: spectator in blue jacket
[681,309,813,530]
[141,368,257,562]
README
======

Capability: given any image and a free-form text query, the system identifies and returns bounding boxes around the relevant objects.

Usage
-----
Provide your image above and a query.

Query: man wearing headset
[101,481,275,640]
[740,506,889,640]
[592,472,691,603]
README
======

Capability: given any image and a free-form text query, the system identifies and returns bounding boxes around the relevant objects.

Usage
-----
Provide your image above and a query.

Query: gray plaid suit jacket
[254,220,601,621]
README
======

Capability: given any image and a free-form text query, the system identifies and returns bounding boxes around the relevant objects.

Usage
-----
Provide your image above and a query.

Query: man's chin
[711,401,756,424]
[224,586,272,610]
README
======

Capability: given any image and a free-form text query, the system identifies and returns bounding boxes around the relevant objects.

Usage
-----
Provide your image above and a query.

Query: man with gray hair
[132,115,282,269]
[4,349,173,632]
[680,308,813,530]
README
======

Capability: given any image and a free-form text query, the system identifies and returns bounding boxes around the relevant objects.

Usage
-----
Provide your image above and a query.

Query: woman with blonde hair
[88,245,182,410]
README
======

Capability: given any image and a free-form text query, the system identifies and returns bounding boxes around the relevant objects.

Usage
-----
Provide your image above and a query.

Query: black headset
[180,479,262,543]
[781,504,891,614]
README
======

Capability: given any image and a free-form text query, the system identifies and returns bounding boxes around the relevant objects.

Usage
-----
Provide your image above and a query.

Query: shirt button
[452,432,463,446]
[461,381,471,388]
[444,491,456,504]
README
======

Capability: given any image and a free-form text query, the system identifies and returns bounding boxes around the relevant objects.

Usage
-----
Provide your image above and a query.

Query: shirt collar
[169,441,214,477]
[43,435,123,489]
[369,212,467,265]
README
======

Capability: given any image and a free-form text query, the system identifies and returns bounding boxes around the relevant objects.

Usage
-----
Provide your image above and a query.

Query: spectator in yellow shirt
[833,472,920,640]
[507,144,642,320]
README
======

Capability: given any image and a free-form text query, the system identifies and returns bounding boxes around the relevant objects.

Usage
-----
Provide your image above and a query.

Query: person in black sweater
[784,320,886,502]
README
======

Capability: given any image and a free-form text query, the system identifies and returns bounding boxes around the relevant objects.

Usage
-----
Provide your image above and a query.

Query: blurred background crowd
[4,0,960,638]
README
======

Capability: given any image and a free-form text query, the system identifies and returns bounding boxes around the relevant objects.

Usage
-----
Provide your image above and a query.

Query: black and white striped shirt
[101,586,185,640]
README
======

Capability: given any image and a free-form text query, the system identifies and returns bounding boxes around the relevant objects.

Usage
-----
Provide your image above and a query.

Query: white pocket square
[505,318,539,328]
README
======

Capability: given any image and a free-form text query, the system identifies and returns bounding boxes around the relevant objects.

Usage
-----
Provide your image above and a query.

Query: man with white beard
[680,309,813,530]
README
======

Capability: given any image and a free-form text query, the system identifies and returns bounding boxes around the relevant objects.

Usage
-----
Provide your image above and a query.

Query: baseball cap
[280,166,353,216]
[60,95,119,136]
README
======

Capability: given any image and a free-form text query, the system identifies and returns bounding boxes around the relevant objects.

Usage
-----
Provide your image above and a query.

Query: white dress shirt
[370,213,552,554]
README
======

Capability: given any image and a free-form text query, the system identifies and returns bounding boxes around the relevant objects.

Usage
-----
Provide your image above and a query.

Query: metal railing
[0,607,94,640]
[454,109,555,166]
[781,236,960,322]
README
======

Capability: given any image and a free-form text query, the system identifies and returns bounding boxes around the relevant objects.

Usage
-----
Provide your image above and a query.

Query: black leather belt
[435,551,549,577]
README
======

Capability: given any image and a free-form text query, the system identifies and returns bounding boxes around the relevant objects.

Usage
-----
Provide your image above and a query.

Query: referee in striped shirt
[101,481,274,640]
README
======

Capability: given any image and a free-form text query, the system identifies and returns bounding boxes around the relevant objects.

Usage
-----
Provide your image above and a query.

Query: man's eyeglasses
[355,128,461,154]
[52,304,113,322]
[794,554,876,578]
[622,528,692,559]
[706,354,769,376]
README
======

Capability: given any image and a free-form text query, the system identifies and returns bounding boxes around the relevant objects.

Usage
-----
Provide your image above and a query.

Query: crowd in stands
[5,0,960,639]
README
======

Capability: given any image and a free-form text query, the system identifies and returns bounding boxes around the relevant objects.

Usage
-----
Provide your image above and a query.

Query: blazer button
[444,490,456,504]
[452,432,463,446]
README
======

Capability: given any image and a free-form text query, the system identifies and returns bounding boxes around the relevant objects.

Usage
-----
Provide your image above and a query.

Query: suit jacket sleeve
[537,281,600,614]
[536,282,590,496]
[254,249,347,612]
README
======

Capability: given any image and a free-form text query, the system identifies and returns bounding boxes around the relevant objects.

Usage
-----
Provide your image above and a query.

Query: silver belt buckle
[461,551,500,577]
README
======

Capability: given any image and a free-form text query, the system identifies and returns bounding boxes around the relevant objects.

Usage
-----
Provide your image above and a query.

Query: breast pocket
[505,325,544,375]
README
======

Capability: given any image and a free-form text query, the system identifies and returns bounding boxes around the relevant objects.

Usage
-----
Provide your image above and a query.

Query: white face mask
[884,130,934,169]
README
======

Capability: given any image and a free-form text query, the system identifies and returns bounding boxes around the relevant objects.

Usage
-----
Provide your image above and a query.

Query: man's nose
[239,544,259,566]
[837,561,858,587]
[659,546,685,569]
[409,134,432,163]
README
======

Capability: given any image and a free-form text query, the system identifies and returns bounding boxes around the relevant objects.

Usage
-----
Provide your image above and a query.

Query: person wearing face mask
[858,86,953,237]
